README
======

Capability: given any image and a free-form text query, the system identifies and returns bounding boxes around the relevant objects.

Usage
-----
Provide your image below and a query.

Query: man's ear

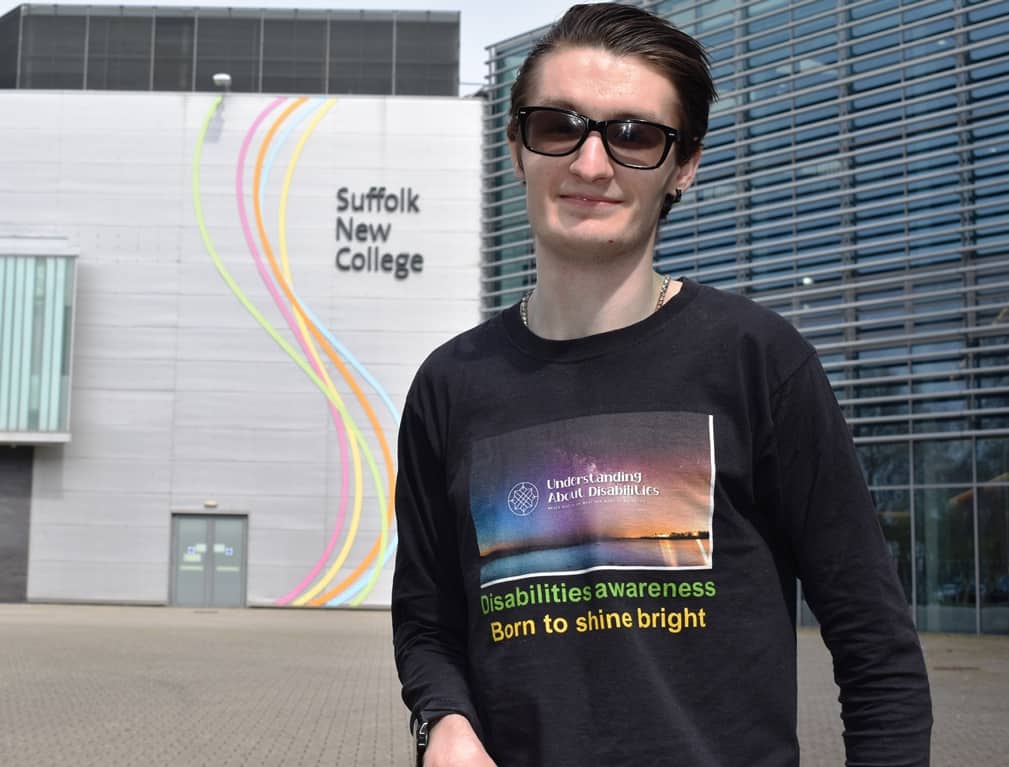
[669,145,703,197]
[659,147,703,220]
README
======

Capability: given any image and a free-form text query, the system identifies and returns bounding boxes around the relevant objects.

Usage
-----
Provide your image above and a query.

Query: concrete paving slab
[0,605,1005,766]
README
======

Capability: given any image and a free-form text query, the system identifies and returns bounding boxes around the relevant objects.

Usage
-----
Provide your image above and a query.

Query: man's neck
[525,252,680,341]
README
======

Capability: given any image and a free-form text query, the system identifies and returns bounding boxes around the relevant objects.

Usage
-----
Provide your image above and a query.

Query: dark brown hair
[508,2,716,165]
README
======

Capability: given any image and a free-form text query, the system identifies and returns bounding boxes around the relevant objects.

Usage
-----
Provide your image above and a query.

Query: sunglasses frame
[516,106,680,170]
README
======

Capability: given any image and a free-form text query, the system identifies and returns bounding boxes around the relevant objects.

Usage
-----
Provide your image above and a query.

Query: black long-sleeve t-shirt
[392,279,932,766]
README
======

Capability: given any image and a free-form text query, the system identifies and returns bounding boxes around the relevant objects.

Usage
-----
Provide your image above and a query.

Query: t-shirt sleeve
[770,352,933,766]
[391,382,481,736]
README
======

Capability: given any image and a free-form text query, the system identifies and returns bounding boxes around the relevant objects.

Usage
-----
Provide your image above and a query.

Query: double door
[171,515,247,607]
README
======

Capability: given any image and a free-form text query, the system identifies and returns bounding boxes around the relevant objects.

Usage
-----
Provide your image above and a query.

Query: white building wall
[0,91,483,606]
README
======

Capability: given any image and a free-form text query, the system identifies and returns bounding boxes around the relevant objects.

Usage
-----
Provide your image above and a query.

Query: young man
[392,4,932,766]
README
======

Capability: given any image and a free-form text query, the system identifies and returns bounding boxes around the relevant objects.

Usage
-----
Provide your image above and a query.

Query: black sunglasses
[516,106,680,170]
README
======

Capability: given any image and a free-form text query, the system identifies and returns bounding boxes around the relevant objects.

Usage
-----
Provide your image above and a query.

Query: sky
[0,0,599,95]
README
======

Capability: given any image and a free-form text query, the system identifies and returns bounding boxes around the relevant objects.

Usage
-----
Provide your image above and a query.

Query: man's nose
[569,131,614,181]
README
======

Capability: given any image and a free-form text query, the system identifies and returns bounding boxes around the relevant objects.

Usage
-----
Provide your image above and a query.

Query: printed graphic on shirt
[470,411,714,588]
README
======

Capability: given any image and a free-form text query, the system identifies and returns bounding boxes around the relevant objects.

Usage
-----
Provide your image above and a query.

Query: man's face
[508,46,700,264]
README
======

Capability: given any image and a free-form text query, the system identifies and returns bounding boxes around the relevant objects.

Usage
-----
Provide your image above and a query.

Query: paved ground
[0,604,1006,766]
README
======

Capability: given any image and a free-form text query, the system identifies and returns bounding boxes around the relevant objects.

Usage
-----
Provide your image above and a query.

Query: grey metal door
[171,515,247,607]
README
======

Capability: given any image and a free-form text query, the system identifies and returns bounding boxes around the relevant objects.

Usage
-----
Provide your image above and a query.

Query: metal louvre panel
[6,6,460,97]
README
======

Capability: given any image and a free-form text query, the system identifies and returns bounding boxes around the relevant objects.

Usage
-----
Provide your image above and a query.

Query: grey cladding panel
[28,560,168,602]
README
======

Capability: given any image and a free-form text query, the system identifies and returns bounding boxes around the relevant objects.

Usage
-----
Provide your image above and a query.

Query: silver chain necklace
[520,274,672,329]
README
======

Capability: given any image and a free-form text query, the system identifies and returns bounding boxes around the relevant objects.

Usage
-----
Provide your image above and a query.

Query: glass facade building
[482,0,1009,633]
[0,3,459,95]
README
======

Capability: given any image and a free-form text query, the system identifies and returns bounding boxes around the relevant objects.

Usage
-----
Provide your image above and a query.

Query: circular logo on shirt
[507,482,540,516]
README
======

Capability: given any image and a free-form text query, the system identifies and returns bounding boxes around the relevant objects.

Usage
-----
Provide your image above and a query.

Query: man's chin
[550,217,624,243]
[539,229,638,262]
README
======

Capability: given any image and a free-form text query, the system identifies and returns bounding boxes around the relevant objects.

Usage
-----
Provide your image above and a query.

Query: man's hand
[423,714,497,766]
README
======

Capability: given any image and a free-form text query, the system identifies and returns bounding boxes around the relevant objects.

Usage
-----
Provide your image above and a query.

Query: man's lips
[559,193,621,205]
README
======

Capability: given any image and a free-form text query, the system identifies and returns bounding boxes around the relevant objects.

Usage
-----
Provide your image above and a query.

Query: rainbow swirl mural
[191,95,398,607]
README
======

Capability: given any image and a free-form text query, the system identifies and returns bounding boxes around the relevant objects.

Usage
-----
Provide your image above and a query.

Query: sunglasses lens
[605,122,668,168]
[523,110,586,155]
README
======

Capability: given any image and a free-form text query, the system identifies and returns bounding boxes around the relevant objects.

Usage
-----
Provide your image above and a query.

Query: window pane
[859,442,910,486]
[914,439,972,484]
[979,486,1009,634]
[875,490,912,603]
[915,487,976,632]
[977,437,1009,484]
